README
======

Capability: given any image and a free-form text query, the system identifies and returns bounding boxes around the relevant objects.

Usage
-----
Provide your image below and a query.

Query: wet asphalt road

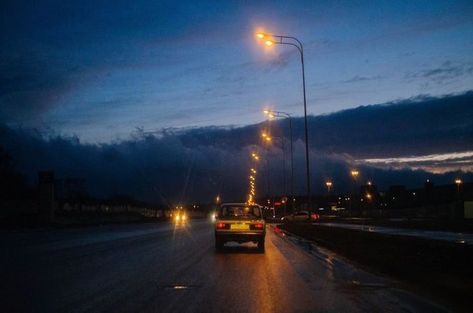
[1,220,447,313]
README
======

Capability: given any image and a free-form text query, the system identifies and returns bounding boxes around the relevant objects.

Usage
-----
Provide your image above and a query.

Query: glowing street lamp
[349,170,360,210]
[455,178,463,194]
[325,181,333,193]
[256,30,312,211]
[263,109,294,202]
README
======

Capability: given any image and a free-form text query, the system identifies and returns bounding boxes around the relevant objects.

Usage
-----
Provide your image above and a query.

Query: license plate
[230,223,249,230]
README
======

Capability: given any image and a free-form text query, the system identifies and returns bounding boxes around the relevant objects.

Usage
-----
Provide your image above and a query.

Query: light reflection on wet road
[315,222,473,245]
[0,220,447,312]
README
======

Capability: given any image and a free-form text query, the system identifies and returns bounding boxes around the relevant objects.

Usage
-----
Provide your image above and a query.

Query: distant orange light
[264,40,273,46]
[256,33,265,39]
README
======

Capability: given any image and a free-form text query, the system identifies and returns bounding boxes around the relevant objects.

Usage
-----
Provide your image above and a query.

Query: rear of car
[281,211,320,222]
[214,203,266,252]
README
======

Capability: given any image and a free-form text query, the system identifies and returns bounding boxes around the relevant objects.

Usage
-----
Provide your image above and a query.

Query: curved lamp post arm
[258,31,311,213]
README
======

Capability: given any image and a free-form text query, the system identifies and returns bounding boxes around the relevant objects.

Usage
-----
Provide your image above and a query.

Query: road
[1,220,447,313]
[315,222,473,245]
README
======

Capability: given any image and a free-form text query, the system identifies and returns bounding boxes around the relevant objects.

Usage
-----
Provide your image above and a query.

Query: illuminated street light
[455,178,463,194]
[325,181,333,193]
[263,109,294,207]
[349,170,360,210]
[351,170,359,179]
[261,131,272,142]
[256,30,311,212]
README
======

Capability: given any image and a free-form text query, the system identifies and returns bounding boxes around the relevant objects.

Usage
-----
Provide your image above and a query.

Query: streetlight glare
[256,33,265,39]
[264,40,274,47]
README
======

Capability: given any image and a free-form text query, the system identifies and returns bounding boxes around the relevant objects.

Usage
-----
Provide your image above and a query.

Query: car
[214,203,266,252]
[281,210,320,222]
[171,208,188,224]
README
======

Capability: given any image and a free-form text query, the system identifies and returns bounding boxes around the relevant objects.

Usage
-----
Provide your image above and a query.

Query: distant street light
[256,31,312,213]
[325,181,333,193]
[351,170,359,179]
[350,170,360,210]
[264,109,294,204]
[455,178,463,194]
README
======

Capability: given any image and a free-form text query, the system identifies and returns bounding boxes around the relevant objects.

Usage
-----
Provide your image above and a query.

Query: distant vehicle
[170,207,188,224]
[281,211,320,222]
[214,203,266,252]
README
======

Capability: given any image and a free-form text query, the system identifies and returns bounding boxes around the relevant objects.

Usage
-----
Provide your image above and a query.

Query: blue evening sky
[1,0,473,142]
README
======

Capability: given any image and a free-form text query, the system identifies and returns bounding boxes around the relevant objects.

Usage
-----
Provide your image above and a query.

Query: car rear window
[219,205,262,219]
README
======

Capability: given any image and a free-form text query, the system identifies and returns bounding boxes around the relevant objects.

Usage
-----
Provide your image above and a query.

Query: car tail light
[216,222,226,229]
[311,213,318,220]
[251,223,264,230]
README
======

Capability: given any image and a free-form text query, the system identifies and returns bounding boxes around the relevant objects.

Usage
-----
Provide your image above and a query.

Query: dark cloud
[1,92,472,203]
[174,91,473,158]
[404,61,473,85]
[342,75,383,83]
[0,55,75,120]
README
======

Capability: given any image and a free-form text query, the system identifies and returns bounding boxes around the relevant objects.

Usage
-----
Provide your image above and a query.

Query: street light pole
[263,110,294,212]
[257,33,311,215]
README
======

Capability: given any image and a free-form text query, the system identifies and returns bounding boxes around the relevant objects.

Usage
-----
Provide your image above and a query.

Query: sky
[1,0,473,142]
[1,1,473,203]
[1,92,472,203]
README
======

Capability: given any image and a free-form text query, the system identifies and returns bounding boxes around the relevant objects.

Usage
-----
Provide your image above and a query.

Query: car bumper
[215,231,265,243]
